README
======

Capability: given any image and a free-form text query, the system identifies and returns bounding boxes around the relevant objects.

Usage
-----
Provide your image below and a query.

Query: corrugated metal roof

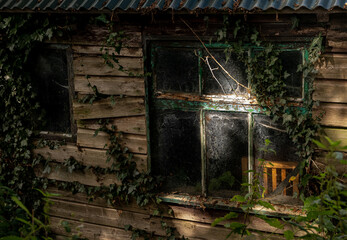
[0,0,346,11]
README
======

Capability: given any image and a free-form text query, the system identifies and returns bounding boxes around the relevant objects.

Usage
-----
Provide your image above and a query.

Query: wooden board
[77,128,147,154]
[72,45,143,57]
[73,56,143,77]
[263,161,297,169]
[34,143,147,172]
[70,25,142,47]
[315,103,347,128]
[50,216,133,240]
[73,97,145,120]
[50,199,150,230]
[327,40,347,52]
[313,79,347,103]
[36,163,120,186]
[74,75,145,96]
[314,151,347,175]
[49,199,284,240]
[77,116,146,135]
[47,189,302,235]
[316,53,347,80]
[324,128,347,152]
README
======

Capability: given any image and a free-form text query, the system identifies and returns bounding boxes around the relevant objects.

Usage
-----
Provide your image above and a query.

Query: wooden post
[281,169,286,195]
[272,168,277,192]
[263,168,268,195]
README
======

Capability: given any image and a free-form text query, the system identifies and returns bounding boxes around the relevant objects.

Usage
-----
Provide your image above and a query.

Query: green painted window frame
[146,40,308,197]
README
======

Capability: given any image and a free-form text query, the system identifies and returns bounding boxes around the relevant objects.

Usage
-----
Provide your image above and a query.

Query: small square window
[202,50,248,95]
[153,46,199,94]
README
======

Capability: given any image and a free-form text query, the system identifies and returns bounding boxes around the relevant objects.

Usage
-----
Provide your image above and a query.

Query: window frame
[32,43,76,142]
[145,38,309,198]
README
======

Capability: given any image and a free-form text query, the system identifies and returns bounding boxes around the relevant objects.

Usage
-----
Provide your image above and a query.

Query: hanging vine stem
[180,18,250,92]
[204,56,227,94]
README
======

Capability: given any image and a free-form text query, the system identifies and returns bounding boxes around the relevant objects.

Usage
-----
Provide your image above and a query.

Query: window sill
[39,131,75,142]
[159,193,304,218]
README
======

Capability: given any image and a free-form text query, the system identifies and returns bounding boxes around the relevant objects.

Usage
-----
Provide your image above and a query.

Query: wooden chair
[263,161,299,196]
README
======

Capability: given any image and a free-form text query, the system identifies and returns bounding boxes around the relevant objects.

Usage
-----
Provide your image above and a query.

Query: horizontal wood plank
[77,116,146,135]
[49,199,284,240]
[77,128,147,154]
[72,45,143,57]
[73,56,143,76]
[70,25,142,47]
[314,151,347,175]
[313,79,347,103]
[263,161,298,169]
[324,128,347,152]
[50,216,133,240]
[36,163,120,186]
[74,75,145,96]
[327,40,347,52]
[50,199,150,230]
[48,188,302,234]
[73,97,145,120]
[316,103,347,128]
[34,143,147,172]
[316,53,347,79]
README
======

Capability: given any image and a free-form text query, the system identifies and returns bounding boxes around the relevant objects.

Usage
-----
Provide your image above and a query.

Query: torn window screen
[253,114,300,163]
[154,47,199,94]
[202,50,248,95]
[206,111,248,197]
[151,109,201,194]
[30,47,71,133]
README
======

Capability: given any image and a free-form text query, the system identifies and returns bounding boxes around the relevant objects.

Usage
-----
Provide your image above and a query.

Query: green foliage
[213,138,347,240]
[0,187,55,239]
[208,171,235,192]
[216,18,322,178]
[0,13,61,238]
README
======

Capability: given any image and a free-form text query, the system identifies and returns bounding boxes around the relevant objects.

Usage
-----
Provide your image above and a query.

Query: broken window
[29,45,74,138]
[149,42,303,197]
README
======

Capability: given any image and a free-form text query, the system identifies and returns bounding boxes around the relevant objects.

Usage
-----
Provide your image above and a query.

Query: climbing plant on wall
[0,11,342,240]
[0,13,59,237]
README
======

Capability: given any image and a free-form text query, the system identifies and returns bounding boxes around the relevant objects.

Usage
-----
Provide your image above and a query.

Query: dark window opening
[29,46,73,135]
[279,50,303,98]
[151,109,201,194]
[202,50,248,95]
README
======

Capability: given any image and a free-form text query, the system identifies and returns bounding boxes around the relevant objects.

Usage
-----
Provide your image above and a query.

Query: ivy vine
[212,16,323,195]
[0,12,332,240]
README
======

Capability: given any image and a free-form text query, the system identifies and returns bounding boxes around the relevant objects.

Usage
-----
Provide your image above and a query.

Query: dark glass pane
[279,51,303,98]
[151,109,201,194]
[206,111,248,197]
[30,47,71,133]
[202,50,247,95]
[253,115,300,163]
[154,47,199,94]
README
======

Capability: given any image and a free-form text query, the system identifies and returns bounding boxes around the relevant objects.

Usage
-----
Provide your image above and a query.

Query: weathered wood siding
[31,14,347,239]
[35,26,148,189]
[314,15,347,150]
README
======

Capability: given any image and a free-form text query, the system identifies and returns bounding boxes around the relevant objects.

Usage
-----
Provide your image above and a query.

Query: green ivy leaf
[257,200,275,211]
[284,230,294,240]
[257,215,284,229]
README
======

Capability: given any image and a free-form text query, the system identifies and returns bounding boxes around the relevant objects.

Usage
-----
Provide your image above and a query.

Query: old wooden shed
[0,0,346,239]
